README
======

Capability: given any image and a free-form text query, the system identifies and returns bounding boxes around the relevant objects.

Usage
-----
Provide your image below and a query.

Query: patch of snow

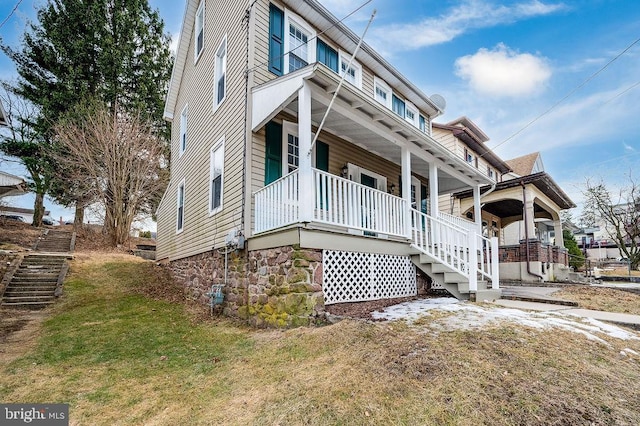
[371,298,640,343]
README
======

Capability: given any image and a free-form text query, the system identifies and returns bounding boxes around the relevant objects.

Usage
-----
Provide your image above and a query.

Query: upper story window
[284,11,316,74]
[209,137,224,215]
[213,36,227,110]
[176,180,185,233]
[392,94,405,117]
[194,1,204,61]
[487,166,495,179]
[339,53,362,88]
[179,105,187,156]
[464,148,474,164]
[405,101,418,127]
[288,22,309,71]
[419,115,427,133]
[373,77,392,109]
[317,39,338,73]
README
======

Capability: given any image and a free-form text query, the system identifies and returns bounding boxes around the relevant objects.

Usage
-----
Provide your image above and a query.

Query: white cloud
[169,32,180,55]
[454,43,551,97]
[623,142,636,152]
[370,0,565,52]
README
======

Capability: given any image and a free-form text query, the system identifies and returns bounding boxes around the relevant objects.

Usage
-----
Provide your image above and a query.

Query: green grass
[2,253,640,425]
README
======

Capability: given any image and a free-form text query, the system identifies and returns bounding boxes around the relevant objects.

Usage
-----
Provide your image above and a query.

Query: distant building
[0,206,51,224]
[0,171,27,198]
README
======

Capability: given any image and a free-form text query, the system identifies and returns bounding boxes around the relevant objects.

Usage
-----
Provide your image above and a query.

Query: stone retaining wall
[167,245,325,328]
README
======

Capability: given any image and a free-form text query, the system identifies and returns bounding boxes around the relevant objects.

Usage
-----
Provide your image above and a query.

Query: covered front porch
[249,64,500,299]
[457,172,576,282]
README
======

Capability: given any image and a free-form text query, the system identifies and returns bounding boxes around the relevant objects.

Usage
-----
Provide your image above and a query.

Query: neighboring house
[0,98,7,127]
[0,206,50,224]
[156,0,501,327]
[0,171,28,198]
[452,151,575,282]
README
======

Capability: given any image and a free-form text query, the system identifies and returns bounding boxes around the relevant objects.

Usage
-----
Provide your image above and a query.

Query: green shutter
[268,4,284,76]
[265,121,282,185]
[421,185,428,213]
[315,141,329,172]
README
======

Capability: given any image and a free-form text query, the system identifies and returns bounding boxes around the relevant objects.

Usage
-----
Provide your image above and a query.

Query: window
[405,101,418,127]
[209,138,224,214]
[282,121,299,174]
[286,133,299,173]
[373,77,392,109]
[464,148,474,164]
[288,21,308,71]
[268,4,284,75]
[176,180,185,233]
[194,1,204,61]
[317,39,338,73]
[283,10,316,74]
[213,36,227,109]
[419,115,427,133]
[487,166,494,179]
[392,94,405,117]
[179,105,187,156]
[339,53,362,88]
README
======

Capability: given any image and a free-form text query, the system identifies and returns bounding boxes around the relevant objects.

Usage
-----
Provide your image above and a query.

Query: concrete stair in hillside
[34,229,74,253]
[412,253,502,302]
[1,254,71,309]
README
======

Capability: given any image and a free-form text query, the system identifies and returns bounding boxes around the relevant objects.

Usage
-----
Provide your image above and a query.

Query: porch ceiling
[251,64,493,193]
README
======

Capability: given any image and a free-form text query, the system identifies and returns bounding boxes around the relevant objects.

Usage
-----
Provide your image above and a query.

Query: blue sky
[1,0,639,223]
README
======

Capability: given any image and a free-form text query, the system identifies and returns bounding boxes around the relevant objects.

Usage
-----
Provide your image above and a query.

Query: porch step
[412,254,501,302]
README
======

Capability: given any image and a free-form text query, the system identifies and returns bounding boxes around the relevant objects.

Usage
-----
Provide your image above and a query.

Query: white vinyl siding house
[157,0,504,326]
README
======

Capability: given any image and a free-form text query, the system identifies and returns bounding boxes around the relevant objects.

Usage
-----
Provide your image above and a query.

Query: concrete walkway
[493,299,640,328]
[500,285,578,306]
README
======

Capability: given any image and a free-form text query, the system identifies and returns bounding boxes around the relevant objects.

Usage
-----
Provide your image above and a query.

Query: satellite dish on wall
[430,94,446,112]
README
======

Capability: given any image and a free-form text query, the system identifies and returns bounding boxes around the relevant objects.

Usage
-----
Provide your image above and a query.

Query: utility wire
[246,0,372,74]
[481,35,640,158]
[602,80,640,105]
[0,0,24,31]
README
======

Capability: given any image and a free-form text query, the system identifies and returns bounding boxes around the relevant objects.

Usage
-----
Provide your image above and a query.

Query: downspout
[521,181,544,282]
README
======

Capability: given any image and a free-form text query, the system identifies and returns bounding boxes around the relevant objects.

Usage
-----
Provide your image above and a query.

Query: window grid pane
[287,134,299,173]
[289,23,308,72]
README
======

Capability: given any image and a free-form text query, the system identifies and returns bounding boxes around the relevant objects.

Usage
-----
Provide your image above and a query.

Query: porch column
[553,217,564,248]
[473,185,482,234]
[401,146,412,238]
[429,163,438,216]
[523,187,536,240]
[298,82,313,223]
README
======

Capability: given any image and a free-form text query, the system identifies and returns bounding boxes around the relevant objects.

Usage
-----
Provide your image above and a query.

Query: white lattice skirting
[323,250,417,305]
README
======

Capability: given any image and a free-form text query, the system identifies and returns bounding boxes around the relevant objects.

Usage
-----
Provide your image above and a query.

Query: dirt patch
[0,308,48,364]
[326,295,438,320]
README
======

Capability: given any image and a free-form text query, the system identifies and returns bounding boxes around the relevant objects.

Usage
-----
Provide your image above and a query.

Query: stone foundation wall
[167,245,325,328]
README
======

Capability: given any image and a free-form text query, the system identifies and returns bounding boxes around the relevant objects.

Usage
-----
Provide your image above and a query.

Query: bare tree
[0,81,53,227]
[583,175,640,269]
[52,103,168,246]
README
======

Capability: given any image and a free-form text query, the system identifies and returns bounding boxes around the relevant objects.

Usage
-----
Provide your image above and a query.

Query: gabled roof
[505,152,542,177]
[0,99,7,126]
[433,118,511,174]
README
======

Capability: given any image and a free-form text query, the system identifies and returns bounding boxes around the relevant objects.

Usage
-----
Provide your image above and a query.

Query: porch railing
[313,169,407,237]
[254,170,299,234]
[411,208,499,290]
[438,211,478,234]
